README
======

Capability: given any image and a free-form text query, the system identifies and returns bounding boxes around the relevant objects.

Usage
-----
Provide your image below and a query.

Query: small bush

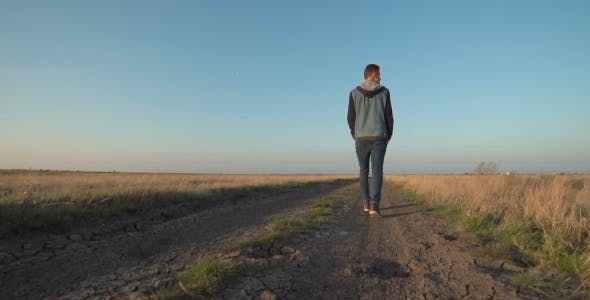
[177,257,241,296]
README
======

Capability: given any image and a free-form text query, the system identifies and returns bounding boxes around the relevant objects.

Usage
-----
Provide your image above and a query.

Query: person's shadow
[378,203,430,218]
[379,204,415,210]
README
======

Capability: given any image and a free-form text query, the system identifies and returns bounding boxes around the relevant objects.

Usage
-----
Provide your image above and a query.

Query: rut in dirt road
[222,180,540,300]
[0,179,354,300]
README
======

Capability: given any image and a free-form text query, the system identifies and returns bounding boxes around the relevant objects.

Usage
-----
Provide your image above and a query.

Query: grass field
[0,170,352,236]
[3,170,589,296]
[390,174,590,289]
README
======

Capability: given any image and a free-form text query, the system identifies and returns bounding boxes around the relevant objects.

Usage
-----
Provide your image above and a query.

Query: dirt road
[217,181,542,300]
[1,179,542,299]
[0,180,352,300]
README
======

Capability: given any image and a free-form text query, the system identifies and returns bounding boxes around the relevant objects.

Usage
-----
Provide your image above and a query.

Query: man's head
[364,64,380,83]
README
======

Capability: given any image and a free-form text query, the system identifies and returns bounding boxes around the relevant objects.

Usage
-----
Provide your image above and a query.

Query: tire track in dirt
[223,180,541,299]
[0,179,354,300]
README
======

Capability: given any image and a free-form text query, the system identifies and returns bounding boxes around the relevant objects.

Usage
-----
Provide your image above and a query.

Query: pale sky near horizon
[2,1,589,174]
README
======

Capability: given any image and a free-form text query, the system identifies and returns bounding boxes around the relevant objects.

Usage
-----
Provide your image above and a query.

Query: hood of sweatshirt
[356,79,384,97]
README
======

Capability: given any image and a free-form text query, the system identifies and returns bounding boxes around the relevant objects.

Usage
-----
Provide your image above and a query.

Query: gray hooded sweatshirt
[347,80,394,141]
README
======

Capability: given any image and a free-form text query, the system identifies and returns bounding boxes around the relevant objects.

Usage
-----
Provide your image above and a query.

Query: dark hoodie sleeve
[384,90,394,141]
[347,92,355,138]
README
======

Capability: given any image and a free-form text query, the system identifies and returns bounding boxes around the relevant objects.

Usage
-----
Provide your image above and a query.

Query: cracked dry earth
[0,180,352,300]
[2,179,541,300]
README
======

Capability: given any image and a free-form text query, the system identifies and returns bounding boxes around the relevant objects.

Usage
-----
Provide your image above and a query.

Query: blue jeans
[355,139,388,209]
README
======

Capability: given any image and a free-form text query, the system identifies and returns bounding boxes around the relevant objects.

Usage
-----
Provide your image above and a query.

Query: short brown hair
[364,64,380,79]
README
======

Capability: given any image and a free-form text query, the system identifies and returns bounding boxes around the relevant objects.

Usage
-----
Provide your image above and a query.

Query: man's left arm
[384,90,394,141]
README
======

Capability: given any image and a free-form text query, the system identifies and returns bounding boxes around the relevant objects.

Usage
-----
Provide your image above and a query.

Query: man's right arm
[347,92,355,138]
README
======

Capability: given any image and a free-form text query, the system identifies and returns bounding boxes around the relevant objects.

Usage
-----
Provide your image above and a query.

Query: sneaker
[368,207,382,217]
[362,199,370,212]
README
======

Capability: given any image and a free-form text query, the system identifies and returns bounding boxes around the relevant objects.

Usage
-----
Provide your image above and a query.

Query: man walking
[347,64,394,217]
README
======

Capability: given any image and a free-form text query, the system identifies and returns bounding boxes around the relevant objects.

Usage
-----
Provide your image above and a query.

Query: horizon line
[2,168,588,176]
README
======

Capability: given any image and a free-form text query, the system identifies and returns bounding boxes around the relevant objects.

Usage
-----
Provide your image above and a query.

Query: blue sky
[2,1,589,173]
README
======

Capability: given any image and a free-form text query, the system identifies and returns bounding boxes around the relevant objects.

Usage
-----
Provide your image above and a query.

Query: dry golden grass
[388,174,590,287]
[0,171,351,203]
[0,170,353,235]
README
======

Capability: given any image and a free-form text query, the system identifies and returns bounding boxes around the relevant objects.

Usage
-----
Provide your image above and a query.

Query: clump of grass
[462,213,503,242]
[308,197,335,221]
[238,218,306,253]
[399,188,424,205]
[177,256,241,296]
[510,271,560,296]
